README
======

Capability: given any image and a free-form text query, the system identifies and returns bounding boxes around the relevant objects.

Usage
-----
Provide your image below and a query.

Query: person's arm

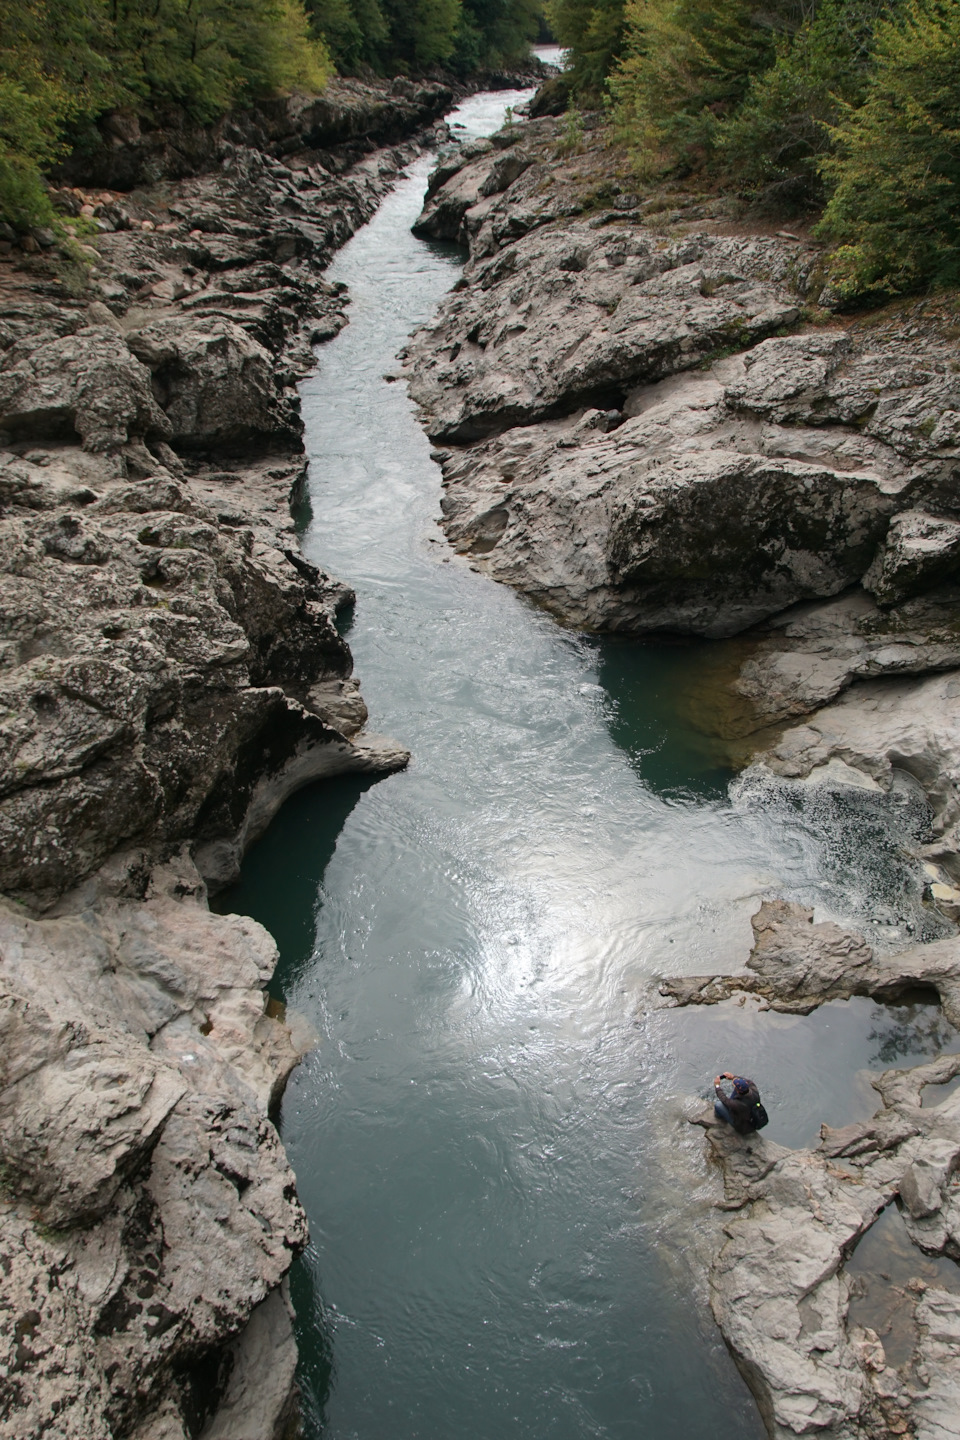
[713,1073,728,1102]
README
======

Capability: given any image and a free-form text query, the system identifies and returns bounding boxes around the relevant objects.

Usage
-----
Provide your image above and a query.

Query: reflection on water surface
[216,87,958,1440]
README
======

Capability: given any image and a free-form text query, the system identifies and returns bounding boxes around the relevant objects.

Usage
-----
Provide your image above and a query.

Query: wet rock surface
[661,901,960,1440]
[0,83,431,1439]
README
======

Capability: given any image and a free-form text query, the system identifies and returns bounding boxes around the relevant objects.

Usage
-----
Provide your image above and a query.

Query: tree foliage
[545,0,627,96]
[608,0,782,172]
[307,0,541,74]
[551,0,960,296]
[0,0,331,228]
[818,0,960,294]
[717,0,895,208]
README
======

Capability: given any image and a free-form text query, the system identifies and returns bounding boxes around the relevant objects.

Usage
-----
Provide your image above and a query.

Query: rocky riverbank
[0,76,456,1440]
[660,901,960,1440]
[406,103,960,1439]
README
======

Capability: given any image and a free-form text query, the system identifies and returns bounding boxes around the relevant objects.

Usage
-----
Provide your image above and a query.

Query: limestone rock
[429,360,902,635]
[0,326,170,453]
[407,224,806,443]
[0,447,410,903]
[900,1161,944,1219]
[0,853,308,1440]
[723,588,960,731]
[913,1289,960,1440]
[660,897,960,1023]
[413,144,499,241]
[199,1283,299,1440]
[754,670,960,879]
[408,117,960,644]
[664,904,960,1439]
[0,81,431,1440]
[864,510,960,606]
[126,316,302,451]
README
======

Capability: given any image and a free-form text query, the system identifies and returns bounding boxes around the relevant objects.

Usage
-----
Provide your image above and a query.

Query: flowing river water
[218,90,958,1438]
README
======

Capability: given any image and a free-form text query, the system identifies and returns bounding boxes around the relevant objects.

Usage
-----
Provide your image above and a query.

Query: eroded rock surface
[0,84,431,1439]
[661,901,960,1440]
[406,120,960,646]
[0,851,312,1440]
[747,671,960,886]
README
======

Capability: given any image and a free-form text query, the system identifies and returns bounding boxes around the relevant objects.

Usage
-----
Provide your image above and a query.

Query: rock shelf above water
[0,80,443,1440]
[662,901,960,1440]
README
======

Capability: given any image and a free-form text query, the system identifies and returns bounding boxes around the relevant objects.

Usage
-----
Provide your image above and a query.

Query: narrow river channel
[218,90,952,1439]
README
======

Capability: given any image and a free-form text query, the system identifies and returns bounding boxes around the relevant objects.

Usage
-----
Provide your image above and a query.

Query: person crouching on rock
[713,1072,768,1134]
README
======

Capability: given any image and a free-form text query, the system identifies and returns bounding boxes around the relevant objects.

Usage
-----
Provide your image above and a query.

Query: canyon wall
[0,77,454,1440]
[407,106,960,1440]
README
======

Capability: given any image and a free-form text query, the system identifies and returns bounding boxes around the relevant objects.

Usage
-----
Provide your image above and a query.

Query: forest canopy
[306,0,543,74]
[557,0,960,298]
[0,0,543,229]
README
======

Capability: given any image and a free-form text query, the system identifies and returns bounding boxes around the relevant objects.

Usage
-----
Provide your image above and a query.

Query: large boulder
[432,356,900,636]
[0,326,170,453]
[126,316,302,451]
[0,860,309,1439]
[0,451,405,903]
[407,225,807,442]
[863,509,960,606]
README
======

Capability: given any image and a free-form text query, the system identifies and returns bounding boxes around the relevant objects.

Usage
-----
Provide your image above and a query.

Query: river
[217,88,954,1438]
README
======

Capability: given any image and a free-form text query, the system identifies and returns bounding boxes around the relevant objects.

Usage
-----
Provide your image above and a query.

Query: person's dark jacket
[716,1079,762,1135]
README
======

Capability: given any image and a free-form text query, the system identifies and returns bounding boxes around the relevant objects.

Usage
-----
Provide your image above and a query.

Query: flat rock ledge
[661,900,960,1440]
[0,87,433,1439]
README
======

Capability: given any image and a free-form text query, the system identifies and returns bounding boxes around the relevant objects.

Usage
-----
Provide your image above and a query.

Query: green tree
[0,0,330,228]
[110,0,330,121]
[546,0,626,97]
[452,0,541,71]
[717,0,895,209]
[818,0,960,295]
[305,0,399,70]
[379,0,462,69]
[608,0,783,174]
[0,0,114,227]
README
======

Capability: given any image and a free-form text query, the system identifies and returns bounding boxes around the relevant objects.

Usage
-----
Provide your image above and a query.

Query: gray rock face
[0,852,308,1440]
[408,120,960,640]
[126,316,302,451]
[1,93,426,1440]
[408,222,807,443]
[714,588,960,732]
[752,670,960,879]
[660,897,960,1022]
[864,509,960,606]
[661,901,960,1440]
[0,326,170,452]
[429,355,909,635]
[52,75,454,191]
[0,446,408,904]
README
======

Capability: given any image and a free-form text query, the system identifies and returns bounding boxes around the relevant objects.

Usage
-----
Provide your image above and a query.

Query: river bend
[221,90,947,1439]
